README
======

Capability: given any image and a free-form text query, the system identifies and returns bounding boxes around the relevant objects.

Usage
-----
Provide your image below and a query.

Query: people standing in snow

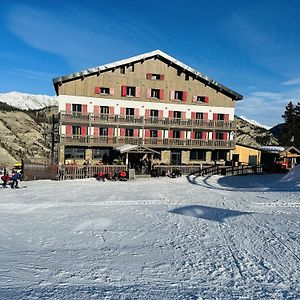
[11,170,21,188]
[1,173,11,188]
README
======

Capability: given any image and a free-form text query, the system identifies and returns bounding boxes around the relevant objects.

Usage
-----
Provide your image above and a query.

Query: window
[126,108,134,116]
[151,89,160,99]
[92,148,110,161]
[150,130,158,138]
[127,86,136,96]
[193,96,209,103]
[216,132,224,140]
[146,73,164,80]
[120,66,125,74]
[196,112,204,120]
[190,150,206,161]
[194,131,203,139]
[217,114,225,121]
[212,150,227,161]
[150,110,159,117]
[100,128,108,136]
[72,126,81,135]
[128,64,134,72]
[172,130,180,139]
[173,111,182,119]
[100,87,110,95]
[65,147,85,159]
[175,91,183,100]
[72,104,82,112]
[101,106,109,114]
[125,129,134,137]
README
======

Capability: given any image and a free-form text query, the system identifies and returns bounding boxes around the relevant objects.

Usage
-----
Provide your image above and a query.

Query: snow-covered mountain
[239,115,271,130]
[0,92,58,110]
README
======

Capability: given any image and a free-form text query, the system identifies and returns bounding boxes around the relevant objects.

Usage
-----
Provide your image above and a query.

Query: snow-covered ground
[0,171,299,299]
[0,92,57,110]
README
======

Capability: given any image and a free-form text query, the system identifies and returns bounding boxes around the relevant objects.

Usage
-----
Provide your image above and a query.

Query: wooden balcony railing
[60,135,235,149]
[60,112,236,130]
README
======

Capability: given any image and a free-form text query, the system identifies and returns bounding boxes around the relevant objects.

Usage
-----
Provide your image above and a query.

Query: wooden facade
[53,50,243,166]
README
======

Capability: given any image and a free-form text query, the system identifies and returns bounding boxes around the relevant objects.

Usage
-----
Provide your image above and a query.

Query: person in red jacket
[1,174,11,188]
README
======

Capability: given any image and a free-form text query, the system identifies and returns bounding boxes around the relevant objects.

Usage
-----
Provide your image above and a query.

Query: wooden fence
[62,165,126,180]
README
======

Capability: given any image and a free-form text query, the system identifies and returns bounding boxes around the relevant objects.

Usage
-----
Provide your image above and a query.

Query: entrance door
[171,150,181,165]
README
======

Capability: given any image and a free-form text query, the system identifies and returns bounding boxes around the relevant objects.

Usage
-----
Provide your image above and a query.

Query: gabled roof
[52,49,243,100]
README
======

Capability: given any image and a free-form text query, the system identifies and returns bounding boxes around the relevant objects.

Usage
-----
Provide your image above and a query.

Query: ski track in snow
[0,175,299,299]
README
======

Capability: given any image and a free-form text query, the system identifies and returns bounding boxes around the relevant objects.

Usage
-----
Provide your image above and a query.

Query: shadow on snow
[169,205,251,222]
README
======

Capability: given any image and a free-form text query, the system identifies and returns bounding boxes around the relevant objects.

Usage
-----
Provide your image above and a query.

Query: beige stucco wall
[58,58,235,108]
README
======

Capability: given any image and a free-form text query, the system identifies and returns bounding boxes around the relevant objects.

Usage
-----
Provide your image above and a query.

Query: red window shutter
[145,129,150,137]
[225,114,229,121]
[134,129,139,137]
[192,96,197,103]
[146,73,152,80]
[82,104,88,113]
[213,113,218,121]
[94,105,100,114]
[81,126,87,136]
[109,106,115,115]
[182,92,188,101]
[146,89,151,99]
[168,111,173,118]
[121,86,127,97]
[158,110,163,119]
[204,96,209,103]
[135,108,140,117]
[180,131,185,140]
[159,89,164,100]
[160,74,165,80]
[108,128,114,137]
[202,131,207,140]
[94,87,100,94]
[170,91,175,100]
[203,113,208,120]
[191,131,195,139]
[94,127,99,137]
[213,132,216,140]
[157,130,162,138]
[66,103,71,113]
[224,132,228,140]
[120,107,125,116]
[191,112,196,119]
[136,87,141,97]
[181,112,186,119]
[168,130,173,138]
[120,128,125,137]
[109,88,115,96]
[66,125,72,137]
[145,109,150,117]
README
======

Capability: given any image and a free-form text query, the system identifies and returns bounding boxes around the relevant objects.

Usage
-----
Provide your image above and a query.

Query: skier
[1,173,11,188]
[11,171,21,188]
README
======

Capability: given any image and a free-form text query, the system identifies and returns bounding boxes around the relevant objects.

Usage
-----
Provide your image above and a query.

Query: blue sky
[1,0,300,127]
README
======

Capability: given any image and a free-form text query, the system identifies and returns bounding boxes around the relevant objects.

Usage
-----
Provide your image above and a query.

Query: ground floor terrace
[59,145,232,169]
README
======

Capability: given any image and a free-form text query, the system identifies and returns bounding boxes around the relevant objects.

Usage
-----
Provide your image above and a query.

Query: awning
[114,144,160,155]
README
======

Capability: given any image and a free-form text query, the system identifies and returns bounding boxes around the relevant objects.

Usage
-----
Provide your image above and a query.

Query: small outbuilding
[231,143,261,166]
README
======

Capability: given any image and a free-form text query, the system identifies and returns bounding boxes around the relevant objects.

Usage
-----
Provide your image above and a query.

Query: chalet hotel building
[52,50,242,166]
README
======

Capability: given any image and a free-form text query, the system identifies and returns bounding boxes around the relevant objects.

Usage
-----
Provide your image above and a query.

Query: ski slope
[0,172,299,299]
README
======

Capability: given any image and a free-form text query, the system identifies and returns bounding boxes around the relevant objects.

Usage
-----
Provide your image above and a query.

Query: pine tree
[294,102,300,147]
[282,102,297,146]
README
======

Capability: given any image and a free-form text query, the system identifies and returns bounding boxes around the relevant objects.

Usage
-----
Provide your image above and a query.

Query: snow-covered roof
[53,49,242,100]
[115,144,160,154]
[259,146,285,153]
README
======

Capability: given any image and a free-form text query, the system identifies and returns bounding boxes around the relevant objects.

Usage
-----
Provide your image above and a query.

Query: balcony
[60,112,236,130]
[60,135,235,149]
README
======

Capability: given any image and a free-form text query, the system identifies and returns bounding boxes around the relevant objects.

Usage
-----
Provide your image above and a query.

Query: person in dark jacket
[11,171,21,188]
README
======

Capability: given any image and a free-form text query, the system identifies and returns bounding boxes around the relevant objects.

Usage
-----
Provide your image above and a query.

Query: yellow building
[231,143,261,166]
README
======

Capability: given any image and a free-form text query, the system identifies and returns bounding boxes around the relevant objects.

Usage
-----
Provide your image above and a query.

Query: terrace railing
[60,112,236,130]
